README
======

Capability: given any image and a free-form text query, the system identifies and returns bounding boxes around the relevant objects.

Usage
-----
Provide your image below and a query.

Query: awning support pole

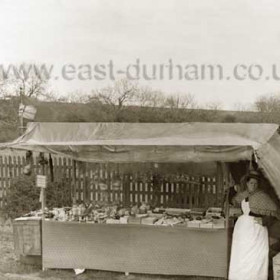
[73,160,77,204]
[222,162,231,278]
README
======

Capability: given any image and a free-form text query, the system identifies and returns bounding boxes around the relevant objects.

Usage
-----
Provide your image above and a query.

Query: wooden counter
[42,220,229,278]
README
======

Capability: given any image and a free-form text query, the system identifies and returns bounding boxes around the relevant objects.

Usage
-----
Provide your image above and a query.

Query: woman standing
[228,171,280,280]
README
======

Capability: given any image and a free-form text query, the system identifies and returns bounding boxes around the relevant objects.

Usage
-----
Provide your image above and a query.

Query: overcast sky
[1,0,280,109]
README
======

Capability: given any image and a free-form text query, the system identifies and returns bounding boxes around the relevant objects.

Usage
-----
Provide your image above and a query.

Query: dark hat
[244,170,260,181]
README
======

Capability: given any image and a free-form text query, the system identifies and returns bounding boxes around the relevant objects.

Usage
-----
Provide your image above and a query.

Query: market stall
[5,122,280,278]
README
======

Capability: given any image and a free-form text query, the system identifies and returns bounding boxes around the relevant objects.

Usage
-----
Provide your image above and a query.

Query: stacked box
[106,219,120,224]
[128,216,142,224]
[119,217,128,224]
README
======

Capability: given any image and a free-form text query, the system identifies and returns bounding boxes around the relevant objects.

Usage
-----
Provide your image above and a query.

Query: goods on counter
[165,208,191,216]
[106,218,120,224]
[190,208,206,217]
[19,202,226,228]
[128,216,142,224]
[120,216,129,224]
[205,207,223,219]
[155,216,183,226]
[141,217,159,225]
[187,220,201,228]
[187,217,226,229]
[139,202,150,214]
[152,207,165,214]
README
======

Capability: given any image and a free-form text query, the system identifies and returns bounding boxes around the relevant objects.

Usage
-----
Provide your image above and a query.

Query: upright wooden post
[223,164,230,229]
[19,87,24,135]
[41,188,45,220]
[73,160,77,204]
[123,173,131,207]
[37,167,47,272]
[49,154,54,182]
[37,152,47,220]
[41,160,46,220]
[83,162,88,202]
[219,162,232,278]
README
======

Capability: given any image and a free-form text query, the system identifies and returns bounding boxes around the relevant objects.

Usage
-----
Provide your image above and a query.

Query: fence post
[72,160,77,204]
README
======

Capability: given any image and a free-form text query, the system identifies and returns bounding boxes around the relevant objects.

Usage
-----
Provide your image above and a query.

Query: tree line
[0,64,280,142]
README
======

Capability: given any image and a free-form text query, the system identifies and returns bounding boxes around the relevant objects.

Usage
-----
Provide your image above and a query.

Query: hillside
[0,98,279,142]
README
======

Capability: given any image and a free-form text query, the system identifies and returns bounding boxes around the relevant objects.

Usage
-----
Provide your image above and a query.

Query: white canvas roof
[2,122,280,198]
[9,122,277,147]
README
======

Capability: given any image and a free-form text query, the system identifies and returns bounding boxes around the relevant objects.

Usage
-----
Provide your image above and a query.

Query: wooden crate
[13,219,41,256]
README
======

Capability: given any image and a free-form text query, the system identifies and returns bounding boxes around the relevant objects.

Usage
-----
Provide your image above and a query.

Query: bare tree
[254,93,280,123]
[233,102,254,112]
[136,87,165,108]
[201,101,223,111]
[164,93,197,109]
[52,90,89,103]
[92,79,138,108]
[255,93,280,113]
[0,63,50,99]
[89,79,138,121]
[0,63,52,139]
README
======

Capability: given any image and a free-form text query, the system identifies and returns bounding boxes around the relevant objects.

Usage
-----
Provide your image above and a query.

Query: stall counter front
[42,220,229,278]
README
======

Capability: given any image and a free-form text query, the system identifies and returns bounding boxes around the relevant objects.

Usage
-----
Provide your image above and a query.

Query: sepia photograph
[0,1,280,279]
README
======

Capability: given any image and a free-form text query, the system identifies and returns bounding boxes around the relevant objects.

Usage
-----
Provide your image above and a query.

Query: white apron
[228,199,269,280]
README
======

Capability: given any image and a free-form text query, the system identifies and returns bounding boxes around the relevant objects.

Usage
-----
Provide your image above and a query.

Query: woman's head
[246,177,259,193]
[242,170,260,193]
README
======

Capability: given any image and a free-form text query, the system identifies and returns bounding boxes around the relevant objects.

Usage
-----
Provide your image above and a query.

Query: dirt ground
[0,219,223,280]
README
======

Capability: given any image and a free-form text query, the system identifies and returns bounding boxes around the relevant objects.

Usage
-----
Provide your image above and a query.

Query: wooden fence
[0,153,225,210]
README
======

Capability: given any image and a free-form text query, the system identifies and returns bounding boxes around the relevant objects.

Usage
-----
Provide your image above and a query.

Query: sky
[1,0,280,109]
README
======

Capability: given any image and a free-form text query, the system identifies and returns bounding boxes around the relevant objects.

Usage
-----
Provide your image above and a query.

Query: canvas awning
[2,122,280,198]
[8,122,277,147]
